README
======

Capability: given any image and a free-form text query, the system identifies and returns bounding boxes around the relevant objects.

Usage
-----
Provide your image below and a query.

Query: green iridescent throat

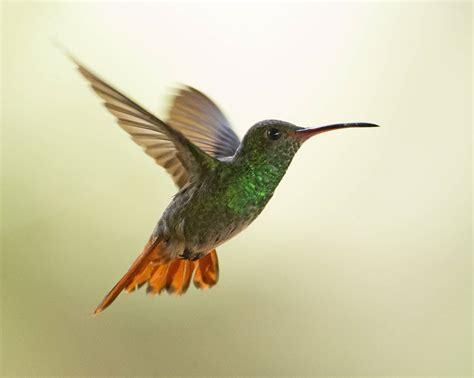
[224,140,300,217]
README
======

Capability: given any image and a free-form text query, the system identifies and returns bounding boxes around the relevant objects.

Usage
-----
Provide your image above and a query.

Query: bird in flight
[70,57,378,314]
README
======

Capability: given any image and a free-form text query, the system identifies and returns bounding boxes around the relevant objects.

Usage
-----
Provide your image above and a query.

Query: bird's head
[235,119,378,170]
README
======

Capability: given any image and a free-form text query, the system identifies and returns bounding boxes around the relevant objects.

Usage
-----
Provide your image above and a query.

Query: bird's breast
[157,164,284,253]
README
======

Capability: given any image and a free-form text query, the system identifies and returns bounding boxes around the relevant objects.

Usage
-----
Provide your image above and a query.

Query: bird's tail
[93,237,219,315]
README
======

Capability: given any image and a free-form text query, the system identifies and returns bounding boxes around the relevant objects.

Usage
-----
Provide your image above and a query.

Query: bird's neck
[233,147,296,184]
[223,153,293,217]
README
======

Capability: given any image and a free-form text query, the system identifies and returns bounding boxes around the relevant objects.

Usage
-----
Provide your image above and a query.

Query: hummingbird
[70,57,378,314]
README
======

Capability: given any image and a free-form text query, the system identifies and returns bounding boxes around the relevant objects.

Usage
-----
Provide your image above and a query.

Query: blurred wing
[168,86,241,159]
[73,60,217,188]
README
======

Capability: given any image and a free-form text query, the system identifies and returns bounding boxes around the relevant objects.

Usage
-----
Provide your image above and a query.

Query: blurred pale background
[1,2,472,376]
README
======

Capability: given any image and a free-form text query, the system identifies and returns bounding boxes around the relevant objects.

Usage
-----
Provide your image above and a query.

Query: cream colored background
[1,2,472,376]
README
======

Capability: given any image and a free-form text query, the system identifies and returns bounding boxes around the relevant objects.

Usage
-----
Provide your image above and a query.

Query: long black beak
[296,122,379,141]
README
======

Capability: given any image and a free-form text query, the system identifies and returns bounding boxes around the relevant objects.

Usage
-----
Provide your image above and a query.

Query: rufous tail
[93,237,219,315]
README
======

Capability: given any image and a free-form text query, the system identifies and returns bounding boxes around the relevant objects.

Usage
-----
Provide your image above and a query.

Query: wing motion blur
[71,56,240,188]
[167,86,240,159]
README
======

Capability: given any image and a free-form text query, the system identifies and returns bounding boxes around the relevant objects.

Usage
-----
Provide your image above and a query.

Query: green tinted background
[1,2,472,376]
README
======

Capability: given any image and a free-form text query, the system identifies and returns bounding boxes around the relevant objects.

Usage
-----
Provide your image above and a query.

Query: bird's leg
[190,252,204,261]
[179,249,204,261]
[178,249,192,260]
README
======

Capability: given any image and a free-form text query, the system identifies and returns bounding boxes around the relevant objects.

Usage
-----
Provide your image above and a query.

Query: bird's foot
[179,249,204,261]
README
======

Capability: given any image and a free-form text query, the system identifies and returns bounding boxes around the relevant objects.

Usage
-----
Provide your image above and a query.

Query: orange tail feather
[93,237,164,314]
[165,259,194,295]
[193,250,219,289]
[94,243,220,315]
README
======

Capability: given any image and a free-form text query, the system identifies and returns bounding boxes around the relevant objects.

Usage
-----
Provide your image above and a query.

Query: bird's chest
[185,179,263,241]
[224,172,277,220]
[159,166,282,253]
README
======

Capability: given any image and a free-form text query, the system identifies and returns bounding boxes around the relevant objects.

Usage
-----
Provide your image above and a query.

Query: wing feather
[73,59,218,188]
[168,86,241,159]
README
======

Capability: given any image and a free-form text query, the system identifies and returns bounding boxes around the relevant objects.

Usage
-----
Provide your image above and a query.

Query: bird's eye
[266,128,282,141]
